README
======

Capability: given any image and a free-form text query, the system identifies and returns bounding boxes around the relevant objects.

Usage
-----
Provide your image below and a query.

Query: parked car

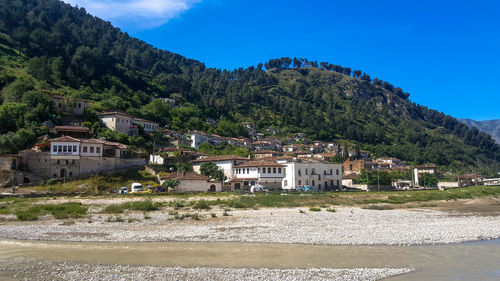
[119,187,128,194]
[250,184,268,193]
[130,182,142,193]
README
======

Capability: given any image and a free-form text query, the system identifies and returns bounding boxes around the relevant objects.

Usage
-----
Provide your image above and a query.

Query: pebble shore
[0,259,413,281]
[1,207,499,245]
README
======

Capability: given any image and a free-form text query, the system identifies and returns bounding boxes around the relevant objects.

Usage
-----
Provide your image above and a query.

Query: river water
[0,239,499,280]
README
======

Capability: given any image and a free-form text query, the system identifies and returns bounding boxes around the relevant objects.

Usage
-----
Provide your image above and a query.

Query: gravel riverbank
[0,258,413,281]
[1,207,499,245]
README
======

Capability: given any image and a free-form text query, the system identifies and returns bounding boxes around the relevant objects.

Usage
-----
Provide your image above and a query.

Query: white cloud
[62,0,201,29]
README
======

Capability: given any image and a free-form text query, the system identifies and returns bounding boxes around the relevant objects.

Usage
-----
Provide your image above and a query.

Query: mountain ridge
[459,119,500,144]
[0,0,499,171]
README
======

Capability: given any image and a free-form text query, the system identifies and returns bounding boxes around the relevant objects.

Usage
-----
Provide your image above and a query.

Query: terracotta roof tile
[49,136,81,143]
[55,126,90,133]
[192,155,248,163]
[235,160,285,168]
[160,172,210,181]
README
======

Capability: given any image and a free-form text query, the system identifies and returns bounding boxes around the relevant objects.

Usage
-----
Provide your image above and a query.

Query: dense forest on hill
[0,0,499,172]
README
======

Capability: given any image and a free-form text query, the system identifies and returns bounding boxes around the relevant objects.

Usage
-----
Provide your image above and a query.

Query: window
[324,171,326,175]
[247,168,249,174]
[251,181,255,185]
[278,168,281,173]
[336,169,339,175]
[268,168,271,173]
[73,146,77,152]
[262,168,266,174]
[57,160,60,165]
[78,103,81,108]
[273,168,276,173]
[330,169,333,175]
[83,146,88,153]
[298,169,301,176]
[90,147,94,153]
[58,145,62,152]
[349,164,353,170]
[298,180,302,186]
[53,146,57,152]
[330,180,333,186]
[312,180,315,186]
[305,169,308,175]
[63,146,67,152]
[312,168,315,174]
[97,147,101,154]
[257,168,260,173]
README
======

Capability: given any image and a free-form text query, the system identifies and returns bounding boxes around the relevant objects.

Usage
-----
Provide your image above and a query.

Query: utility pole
[377,165,380,191]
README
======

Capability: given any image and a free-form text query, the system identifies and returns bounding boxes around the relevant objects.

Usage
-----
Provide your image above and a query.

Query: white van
[130,182,142,193]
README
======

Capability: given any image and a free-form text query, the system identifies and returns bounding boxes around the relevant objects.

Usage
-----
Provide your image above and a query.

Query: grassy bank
[1,186,498,221]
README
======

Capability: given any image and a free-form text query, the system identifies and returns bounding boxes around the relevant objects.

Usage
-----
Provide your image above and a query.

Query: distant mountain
[460,119,500,144]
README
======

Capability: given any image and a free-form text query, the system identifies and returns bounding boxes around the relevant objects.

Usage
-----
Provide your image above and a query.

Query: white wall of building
[193,160,236,180]
[50,142,80,157]
[280,161,342,190]
[80,143,103,157]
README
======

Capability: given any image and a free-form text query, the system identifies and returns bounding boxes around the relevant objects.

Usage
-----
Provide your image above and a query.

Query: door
[209,185,216,192]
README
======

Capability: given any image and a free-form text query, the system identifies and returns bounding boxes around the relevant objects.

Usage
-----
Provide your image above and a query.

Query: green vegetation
[193,199,211,210]
[326,208,336,212]
[14,202,87,221]
[101,199,160,214]
[309,207,321,212]
[0,0,498,170]
[199,162,226,181]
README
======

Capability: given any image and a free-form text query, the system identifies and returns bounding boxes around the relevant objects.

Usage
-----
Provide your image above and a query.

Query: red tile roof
[55,126,90,133]
[192,155,248,163]
[160,172,210,181]
[235,160,285,168]
[49,136,81,143]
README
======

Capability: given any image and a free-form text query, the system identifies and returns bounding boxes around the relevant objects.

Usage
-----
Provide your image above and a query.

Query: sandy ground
[1,205,499,245]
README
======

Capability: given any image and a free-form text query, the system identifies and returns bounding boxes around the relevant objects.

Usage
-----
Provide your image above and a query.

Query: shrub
[309,207,321,212]
[193,200,210,210]
[326,208,336,212]
[15,209,41,221]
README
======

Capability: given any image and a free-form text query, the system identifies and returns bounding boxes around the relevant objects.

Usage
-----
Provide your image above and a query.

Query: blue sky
[63,0,499,120]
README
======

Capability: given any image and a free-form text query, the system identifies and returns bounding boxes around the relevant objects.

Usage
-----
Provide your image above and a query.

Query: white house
[50,136,81,158]
[99,112,159,135]
[192,155,249,180]
[187,131,212,149]
[278,158,342,191]
[232,159,285,191]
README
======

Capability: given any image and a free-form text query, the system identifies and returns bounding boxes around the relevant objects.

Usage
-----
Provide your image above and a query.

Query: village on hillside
[1,95,499,193]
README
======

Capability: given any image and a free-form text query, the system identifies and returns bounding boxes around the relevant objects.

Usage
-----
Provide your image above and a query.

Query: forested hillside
[0,0,499,171]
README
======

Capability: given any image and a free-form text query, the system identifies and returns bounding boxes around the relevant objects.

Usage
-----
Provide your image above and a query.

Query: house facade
[160,172,222,192]
[192,155,249,180]
[20,136,143,181]
[231,160,285,191]
[99,112,159,135]
[279,158,343,190]
[51,95,89,116]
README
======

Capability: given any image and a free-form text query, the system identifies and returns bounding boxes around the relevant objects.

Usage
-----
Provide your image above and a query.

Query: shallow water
[0,239,499,280]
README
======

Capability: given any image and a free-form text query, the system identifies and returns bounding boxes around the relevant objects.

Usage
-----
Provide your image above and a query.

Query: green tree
[200,162,226,181]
